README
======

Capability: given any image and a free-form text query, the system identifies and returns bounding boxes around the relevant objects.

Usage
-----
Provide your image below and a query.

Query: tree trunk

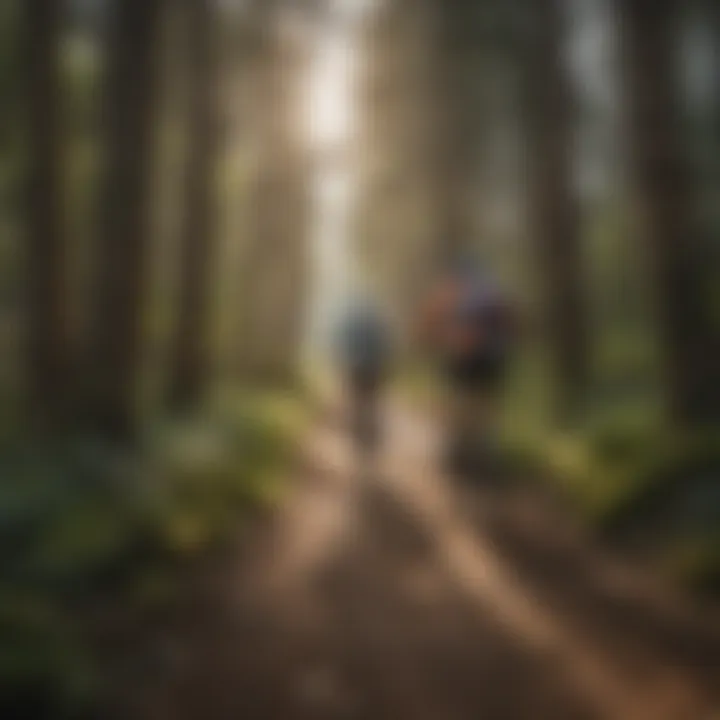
[521,0,589,423]
[616,0,719,423]
[23,0,69,432]
[168,0,220,411]
[356,0,440,337]
[236,5,309,382]
[432,0,481,262]
[84,0,165,440]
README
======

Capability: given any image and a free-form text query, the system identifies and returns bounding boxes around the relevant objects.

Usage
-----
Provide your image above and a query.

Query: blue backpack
[337,307,389,372]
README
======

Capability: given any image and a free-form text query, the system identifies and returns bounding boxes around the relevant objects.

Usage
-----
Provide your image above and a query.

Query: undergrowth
[0,388,308,718]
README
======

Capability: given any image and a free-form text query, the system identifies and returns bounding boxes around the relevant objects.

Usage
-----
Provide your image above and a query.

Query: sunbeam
[304,1,369,358]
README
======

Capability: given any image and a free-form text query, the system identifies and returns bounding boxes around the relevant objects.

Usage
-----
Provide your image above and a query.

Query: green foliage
[503,411,720,595]
[0,389,308,716]
[470,310,720,597]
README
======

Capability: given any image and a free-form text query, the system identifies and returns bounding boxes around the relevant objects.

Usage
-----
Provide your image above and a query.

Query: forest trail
[132,403,720,720]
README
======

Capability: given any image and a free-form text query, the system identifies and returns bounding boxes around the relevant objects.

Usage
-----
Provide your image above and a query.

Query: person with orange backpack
[418,256,517,475]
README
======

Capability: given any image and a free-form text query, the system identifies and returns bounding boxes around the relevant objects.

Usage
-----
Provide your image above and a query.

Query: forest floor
[123,401,720,720]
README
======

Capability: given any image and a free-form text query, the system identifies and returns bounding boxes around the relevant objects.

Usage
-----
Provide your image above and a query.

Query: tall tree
[168,0,221,410]
[521,0,589,422]
[356,0,440,328]
[85,0,165,439]
[24,0,69,431]
[237,2,310,381]
[432,0,484,260]
[616,0,719,422]
[233,1,282,378]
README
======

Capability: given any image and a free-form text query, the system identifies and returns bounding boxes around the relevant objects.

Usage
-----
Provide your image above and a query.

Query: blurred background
[2,0,720,717]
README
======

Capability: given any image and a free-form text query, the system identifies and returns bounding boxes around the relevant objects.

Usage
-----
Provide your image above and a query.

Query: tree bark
[168,0,220,411]
[236,5,310,382]
[521,0,589,423]
[23,0,69,432]
[616,0,719,423]
[84,0,165,440]
[432,0,482,262]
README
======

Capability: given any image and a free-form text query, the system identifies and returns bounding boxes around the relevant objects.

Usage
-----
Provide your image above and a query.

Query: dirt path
[129,405,720,720]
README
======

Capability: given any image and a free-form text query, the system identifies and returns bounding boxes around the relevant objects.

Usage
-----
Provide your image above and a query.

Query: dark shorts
[349,366,383,396]
[444,352,507,392]
[347,367,383,453]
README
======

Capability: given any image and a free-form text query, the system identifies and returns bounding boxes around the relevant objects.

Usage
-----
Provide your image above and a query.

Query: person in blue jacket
[334,294,392,461]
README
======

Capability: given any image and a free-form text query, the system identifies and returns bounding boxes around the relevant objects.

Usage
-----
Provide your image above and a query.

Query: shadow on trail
[311,478,599,720]
[132,473,598,720]
[455,475,720,709]
[124,409,720,720]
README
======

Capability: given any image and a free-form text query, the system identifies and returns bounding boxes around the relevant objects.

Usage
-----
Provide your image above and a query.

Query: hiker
[418,256,517,474]
[334,295,392,463]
